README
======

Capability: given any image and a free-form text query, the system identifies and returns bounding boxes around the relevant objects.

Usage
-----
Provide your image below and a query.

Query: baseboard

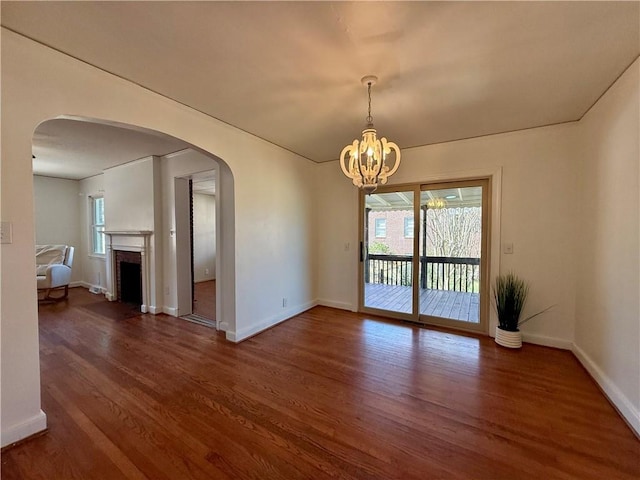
[226,299,317,343]
[162,306,178,317]
[521,332,573,350]
[194,278,215,283]
[78,282,107,294]
[572,343,640,437]
[147,305,161,314]
[1,410,47,448]
[316,298,357,312]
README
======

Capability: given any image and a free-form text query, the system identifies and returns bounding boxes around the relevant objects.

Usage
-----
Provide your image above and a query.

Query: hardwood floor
[193,279,216,320]
[2,288,638,479]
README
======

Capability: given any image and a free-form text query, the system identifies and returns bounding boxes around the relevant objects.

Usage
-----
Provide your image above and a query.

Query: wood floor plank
[193,280,216,320]
[2,288,638,479]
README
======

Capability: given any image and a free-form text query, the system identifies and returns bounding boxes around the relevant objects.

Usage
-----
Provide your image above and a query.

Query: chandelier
[426,198,447,209]
[340,75,401,194]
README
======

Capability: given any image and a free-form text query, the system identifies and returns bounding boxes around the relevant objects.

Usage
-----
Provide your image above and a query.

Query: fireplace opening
[120,262,142,305]
[114,250,143,306]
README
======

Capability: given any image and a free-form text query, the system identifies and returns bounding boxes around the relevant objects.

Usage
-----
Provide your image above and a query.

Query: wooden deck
[364,283,479,322]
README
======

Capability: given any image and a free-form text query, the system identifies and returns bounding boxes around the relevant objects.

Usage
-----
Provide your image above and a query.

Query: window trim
[90,195,106,257]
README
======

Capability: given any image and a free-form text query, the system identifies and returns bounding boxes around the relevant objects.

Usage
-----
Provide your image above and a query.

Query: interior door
[418,180,489,332]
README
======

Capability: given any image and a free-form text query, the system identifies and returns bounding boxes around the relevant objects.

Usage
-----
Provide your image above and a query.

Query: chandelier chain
[366,82,373,126]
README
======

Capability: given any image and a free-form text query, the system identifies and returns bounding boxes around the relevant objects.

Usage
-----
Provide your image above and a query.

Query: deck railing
[366,254,480,293]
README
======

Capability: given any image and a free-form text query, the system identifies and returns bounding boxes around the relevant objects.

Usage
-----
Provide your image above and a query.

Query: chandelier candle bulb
[340,75,401,193]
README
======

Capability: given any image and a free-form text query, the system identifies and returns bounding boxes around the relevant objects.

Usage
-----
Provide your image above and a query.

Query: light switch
[344,242,350,251]
[0,222,12,244]
[503,242,514,254]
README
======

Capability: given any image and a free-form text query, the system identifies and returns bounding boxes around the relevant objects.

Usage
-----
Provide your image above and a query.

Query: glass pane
[419,186,482,323]
[94,226,105,255]
[94,197,105,225]
[363,191,414,314]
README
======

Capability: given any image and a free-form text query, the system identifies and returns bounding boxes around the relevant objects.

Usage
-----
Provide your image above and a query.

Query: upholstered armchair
[36,245,74,301]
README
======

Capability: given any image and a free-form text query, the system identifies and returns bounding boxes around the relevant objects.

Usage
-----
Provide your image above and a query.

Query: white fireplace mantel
[104,230,153,313]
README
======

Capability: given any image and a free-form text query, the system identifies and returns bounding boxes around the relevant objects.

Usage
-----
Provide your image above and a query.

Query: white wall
[32,175,82,283]
[78,174,107,293]
[573,59,639,434]
[193,193,216,283]
[317,122,580,347]
[315,166,360,311]
[104,157,157,231]
[104,156,163,310]
[1,29,315,446]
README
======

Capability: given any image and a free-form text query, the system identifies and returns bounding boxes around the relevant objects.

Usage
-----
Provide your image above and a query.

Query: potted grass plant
[493,272,552,348]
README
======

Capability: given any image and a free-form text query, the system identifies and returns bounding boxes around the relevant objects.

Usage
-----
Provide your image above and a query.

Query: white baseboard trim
[572,343,640,437]
[316,299,357,312]
[147,306,160,314]
[162,306,178,317]
[1,409,47,448]
[226,299,317,343]
[194,277,215,283]
[77,282,108,295]
[521,332,573,350]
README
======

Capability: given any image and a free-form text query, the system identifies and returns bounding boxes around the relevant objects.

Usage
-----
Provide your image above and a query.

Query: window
[404,216,414,238]
[375,218,386,238]
[91,196,105,255]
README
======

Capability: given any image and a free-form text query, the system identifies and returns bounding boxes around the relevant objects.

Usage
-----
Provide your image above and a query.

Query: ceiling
[3,1,639,175]
[33,119,190,180]
[190,170,216,196]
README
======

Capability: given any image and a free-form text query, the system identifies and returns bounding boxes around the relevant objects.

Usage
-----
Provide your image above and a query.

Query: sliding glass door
[360,179,490,333]
[362,188,417,317]
[418,181,488,331]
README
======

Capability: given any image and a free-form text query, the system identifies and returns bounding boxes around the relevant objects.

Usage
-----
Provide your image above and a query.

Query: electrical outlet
[0,222,12,244]
[205,268,210,275]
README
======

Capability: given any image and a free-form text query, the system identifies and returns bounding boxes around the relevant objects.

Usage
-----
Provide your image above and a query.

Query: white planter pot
[495,326,522,348]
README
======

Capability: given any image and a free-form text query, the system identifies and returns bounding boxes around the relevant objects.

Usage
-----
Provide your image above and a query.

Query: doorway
[177,170,217,328]
[190,172,217,324]
[360,178,490,333]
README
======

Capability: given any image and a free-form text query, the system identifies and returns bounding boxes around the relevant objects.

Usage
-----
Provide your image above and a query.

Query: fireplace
[114,250,142,304]
[104,230,153,313]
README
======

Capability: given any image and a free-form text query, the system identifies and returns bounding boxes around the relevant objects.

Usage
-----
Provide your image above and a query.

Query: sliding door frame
[418,178,491,333]
[358,176,492,335]
[358,184,420,322]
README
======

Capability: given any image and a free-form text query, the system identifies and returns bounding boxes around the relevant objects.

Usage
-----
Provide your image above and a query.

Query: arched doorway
[31,116,235,332]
